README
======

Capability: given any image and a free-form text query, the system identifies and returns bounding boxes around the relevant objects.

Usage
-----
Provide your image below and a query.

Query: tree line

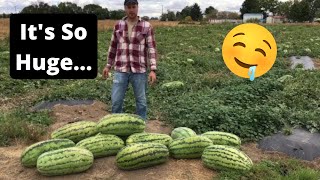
[1,0,319,22]
[160,4,240,21]
[240,0,320,22]
[0,2,158,20]
[161,0,320,22]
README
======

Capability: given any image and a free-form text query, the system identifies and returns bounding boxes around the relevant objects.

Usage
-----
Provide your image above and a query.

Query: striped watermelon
[116,143,169,170]
[51,121,98,143]
[37,147,94,176]
[171,127,197,139]
[20,139,75,167]
[76,133,125,158]
[169,136,213,159]
[97,113,145,136]
[201,131,241,148]
[202,145,253,171]
[126,133,173,146]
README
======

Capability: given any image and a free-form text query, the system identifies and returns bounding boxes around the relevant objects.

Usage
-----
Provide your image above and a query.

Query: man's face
[125,4,138,19]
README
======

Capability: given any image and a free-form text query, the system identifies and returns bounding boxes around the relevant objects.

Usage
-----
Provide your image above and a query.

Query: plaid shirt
[106,16,157,73]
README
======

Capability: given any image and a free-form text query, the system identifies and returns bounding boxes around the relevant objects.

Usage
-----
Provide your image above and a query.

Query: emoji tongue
[248,66,257,81]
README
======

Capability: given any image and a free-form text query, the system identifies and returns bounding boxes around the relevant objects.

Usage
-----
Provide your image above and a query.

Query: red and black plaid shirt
[106,16,157,73]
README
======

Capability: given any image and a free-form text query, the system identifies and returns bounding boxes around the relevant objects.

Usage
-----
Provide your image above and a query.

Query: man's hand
[102,67,110,79]
[148,71,157,85]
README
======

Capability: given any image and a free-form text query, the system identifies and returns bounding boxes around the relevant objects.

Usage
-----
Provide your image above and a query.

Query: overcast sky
[0,0,289,17]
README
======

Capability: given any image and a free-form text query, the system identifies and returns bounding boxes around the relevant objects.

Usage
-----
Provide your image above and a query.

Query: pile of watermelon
[20,113,253,176]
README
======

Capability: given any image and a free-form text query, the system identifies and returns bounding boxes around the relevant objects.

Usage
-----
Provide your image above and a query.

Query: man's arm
[105,25,118,69]
[146,25,157,71]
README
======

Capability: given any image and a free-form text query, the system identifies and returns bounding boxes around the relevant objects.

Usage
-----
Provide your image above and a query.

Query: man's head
[124,0,138,20]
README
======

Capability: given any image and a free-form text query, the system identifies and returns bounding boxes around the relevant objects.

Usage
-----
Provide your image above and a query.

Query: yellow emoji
[222,23,277,81]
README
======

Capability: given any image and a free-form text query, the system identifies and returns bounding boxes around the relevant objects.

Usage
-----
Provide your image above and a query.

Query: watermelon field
[0,22,320,179]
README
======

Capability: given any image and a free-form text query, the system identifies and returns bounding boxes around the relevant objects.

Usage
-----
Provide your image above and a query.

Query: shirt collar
[122,16,142,22]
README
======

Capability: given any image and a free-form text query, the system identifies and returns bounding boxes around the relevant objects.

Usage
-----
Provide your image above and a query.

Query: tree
[58,2,82,14]
[289,0,311,22]
[20,2,52,14]
[49,5,60,13]
[205,6,218,19]
[259,0,279,14]
[167,10,176,21]
[176,11,182,20]
[190,3,203,21]
[275,1,293,16]
[83,4,109,19]
[110,10,125,20]
[160,10,176,21]
[180,6,192,19]
[228,12,240,19]
[240,0,261,18]
[142,16,150,21]
[150,17,159,20]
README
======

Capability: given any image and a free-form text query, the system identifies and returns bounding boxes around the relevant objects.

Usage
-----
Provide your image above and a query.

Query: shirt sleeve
[146,25,157,71]
[106,25,118,69]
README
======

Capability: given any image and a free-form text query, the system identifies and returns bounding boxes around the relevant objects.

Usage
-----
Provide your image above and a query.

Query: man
[102,0,157,121]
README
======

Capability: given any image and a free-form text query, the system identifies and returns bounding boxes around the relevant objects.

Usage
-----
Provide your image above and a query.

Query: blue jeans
[111,71,148,121]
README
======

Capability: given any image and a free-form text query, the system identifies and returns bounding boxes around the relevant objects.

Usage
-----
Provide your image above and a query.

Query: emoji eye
[255,48,266,57]
[233,42,246,48]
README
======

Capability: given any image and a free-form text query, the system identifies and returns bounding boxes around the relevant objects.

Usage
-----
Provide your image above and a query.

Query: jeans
[111,71,148,121]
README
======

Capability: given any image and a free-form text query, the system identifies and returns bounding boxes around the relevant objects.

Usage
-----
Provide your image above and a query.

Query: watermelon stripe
[38,158,92,169]
[117,146,166,160]
[117,149,168,163]
[38,149,92,158]
[203,158,250,170]
[53,123,96,135]
[203,152,248,164]
[21,139,74,159]
[130,138,170,142]
[23,143,75,162]
[38,162,93,173]
[52,126,96,138]
[204,150,247,161]
[118,156,167,168]
[99,121,144,127]
[77,139,123,147]
[169,140,211,149]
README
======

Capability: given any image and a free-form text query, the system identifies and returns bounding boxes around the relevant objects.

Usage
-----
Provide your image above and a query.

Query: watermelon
[126,133,173,146]
[97,113,145,136]
[76,133,125,158]
[171,127,197,139]
[51,121,98,143]
[37,147,94,176]
[116,143,169,170]
[161,81,184,90]
[201,131,241,148]
[202,145,253,171]
[21,139,75,167]
[169,136,213,159]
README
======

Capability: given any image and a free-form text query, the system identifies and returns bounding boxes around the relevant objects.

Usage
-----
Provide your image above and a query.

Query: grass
[0,107,52,146]
[216,159,320,180]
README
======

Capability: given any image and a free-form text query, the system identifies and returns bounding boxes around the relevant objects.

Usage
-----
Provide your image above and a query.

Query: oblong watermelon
[21,139,75,167]
[37,147,94,176]
[126,133,173,146]
[76,133,125,158]
[169,136,213,159]
[97,113,145,136]
[116,143,169,170]
[51,121,98,143]
[202,145,253,171]
[201,131,241,148]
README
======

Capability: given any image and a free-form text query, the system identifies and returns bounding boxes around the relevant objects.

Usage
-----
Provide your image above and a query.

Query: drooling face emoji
[222,23,277,81]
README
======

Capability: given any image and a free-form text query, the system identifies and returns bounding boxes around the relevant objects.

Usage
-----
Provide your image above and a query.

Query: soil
[0,101,319,180]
